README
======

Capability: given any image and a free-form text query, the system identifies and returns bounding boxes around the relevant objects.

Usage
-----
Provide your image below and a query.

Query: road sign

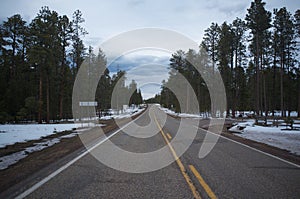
[79,101,98,106]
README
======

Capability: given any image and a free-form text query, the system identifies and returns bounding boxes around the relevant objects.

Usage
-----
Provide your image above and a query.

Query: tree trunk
[59,49,66,119]
[197,84,201,114]
[298,93,300,118]
[59,85,64,119]
[260,72,263,116]
[260,51,264,117]
[280,50,284,117]
[46,75,50,123]
[255,34,260,116]
[272,47,276,117]
[263,73,268,117]
[12,34,16,78]
[38,71,43,124]
[298,79,300,118]
[230,49,235,118]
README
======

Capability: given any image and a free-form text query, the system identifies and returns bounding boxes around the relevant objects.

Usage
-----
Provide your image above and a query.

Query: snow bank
[0,122,107,170]
[159,105,228,118]
[228,120,255,133]
[0,123,93,148]
[159,107,203,118]
[0,133,79,170]
[229,121,300,155]
[100,107,145,120]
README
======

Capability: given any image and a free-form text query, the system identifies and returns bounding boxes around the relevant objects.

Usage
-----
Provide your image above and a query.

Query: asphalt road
[13,105,300,198]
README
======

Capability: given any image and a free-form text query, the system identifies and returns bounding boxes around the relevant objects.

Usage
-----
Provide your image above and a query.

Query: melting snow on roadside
[158,104,227,118]
[0,123,94,170]
[229,120,300,155]
[0,132,83,170]
[159,106,203,118]
[0,138,62,170]
[100,107,145,120]
[0,107,142,170]
[0,123,93,148]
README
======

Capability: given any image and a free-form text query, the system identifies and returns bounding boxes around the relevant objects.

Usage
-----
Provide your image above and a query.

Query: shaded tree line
[158,0,300,118]
[0,7,143,123]
[95,66,143,115]
[0,7,88,123]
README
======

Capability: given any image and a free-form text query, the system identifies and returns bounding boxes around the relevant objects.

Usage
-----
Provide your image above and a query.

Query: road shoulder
[0,110,145,197]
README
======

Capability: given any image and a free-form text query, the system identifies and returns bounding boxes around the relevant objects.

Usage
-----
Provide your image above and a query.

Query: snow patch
[0,137,61,170]
[229,120,300,155]
[0,109,139,170]
[0,123,92,148]
[159,106,203,118]
[100,107,145,120]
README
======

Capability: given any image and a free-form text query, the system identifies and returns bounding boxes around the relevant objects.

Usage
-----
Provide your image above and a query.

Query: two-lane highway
[13,105,300,198]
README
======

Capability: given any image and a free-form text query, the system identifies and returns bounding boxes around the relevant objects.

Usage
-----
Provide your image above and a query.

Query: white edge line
[193,125,300,168]
[15,110,146,199]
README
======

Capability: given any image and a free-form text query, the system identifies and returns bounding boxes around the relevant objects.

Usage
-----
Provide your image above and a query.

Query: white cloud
[124,57,170,99]
[2,0,299,45]
[139,83,162,99]
[126,63,169,84]
[106,50,170,99]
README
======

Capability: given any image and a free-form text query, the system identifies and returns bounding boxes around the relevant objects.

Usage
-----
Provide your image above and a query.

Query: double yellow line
[153,113,217,199]
[189,165,217,199]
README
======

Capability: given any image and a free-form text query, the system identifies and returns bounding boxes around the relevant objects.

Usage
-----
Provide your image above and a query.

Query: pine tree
[245,0,271,116]
[128,80,142,106]
[2,14,28,121]
[71,10,87,73]
[201,23,220,72]
[95,48,110,115]
[0,24,7,122]
[168,50,187,112]
[0,8,89,123]
[295,9,300,117]
[58,15,73,119]
[2,14,27,78]
[111,70,127,111]
[273,7,296,117]
[232,18,247,69]
[196,47,211,114]
[231,18,247,116]
[28,7,61,123]
[217,22,234,116]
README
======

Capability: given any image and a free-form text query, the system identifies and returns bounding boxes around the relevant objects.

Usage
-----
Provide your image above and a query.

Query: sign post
[79,101,98,127]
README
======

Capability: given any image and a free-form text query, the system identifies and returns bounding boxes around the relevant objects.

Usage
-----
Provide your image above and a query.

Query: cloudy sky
[1,0,299,99]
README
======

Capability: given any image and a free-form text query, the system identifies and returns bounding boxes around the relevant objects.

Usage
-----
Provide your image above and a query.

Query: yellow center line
[189,165,217,199]
[166,133,172,140]
[152,113,201,199]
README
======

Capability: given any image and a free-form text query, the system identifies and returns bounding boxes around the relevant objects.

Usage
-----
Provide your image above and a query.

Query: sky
[1,0,299,99]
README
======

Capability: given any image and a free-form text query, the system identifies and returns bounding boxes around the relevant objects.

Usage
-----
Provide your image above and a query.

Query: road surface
[9,105,300,198]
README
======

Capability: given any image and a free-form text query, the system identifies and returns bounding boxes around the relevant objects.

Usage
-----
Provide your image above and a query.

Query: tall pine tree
[245,0,271,116]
